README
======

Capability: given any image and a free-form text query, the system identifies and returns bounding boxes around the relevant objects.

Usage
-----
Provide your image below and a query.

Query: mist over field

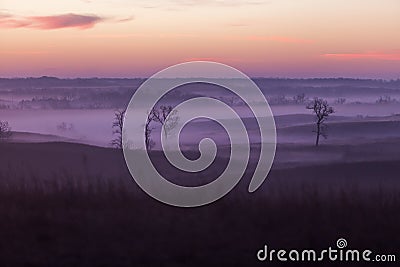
[1,77,400,147]
[2,0,400,264]
[0,77,400,266]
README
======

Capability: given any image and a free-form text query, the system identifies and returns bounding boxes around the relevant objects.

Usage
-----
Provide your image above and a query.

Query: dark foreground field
[0,142,399,266]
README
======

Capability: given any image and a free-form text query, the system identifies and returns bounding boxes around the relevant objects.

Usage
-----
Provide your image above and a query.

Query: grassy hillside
[0,141,399,266]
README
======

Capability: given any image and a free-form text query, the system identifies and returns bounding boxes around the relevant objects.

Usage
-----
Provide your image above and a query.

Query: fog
[1,109,115,147]
[1,77,399,148]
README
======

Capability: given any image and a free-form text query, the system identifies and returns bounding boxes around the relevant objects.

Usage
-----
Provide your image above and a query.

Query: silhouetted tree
[334,97,346,105]
[376,95,397,104]
[151,105,179,139]
[293,93,307,104]
[306,98,334,146]
[111,109,125,149]
[145,111,155,150]
[0,121,12,141]
[57,122,74,132]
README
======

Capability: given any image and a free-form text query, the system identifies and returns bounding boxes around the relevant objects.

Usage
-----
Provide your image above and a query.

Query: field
[0,133,399,266]
[0,78,399,266]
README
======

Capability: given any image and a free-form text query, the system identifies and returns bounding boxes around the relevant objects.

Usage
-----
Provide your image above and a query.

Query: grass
[0,173,399,266]
[0,142,399,266]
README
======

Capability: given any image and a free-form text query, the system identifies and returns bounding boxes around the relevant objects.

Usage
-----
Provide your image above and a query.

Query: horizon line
[1,76,400,81]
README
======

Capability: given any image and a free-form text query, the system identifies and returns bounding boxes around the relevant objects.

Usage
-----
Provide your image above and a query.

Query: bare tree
[145,111,155,150]
[57,122,74,132]
[293,93,307,104]
[151,105,179,139]
[111,109,125,149]
[334,97,346,105]
[0,121,12,141]
[112,106,177,150]
[306,98,334,146]
[376,95,397,104]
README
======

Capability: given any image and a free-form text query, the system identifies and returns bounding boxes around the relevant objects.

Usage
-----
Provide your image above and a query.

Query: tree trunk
[315,122,321,146]
[163,125,168,140]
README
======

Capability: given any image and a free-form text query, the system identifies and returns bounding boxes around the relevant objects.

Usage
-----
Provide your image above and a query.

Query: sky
[0,0,399,78]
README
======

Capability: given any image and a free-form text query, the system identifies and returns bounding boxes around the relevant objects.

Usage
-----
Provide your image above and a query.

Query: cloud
[0,13,133,30]
[114,16,135,23]
[246,35,314,44]
[323,52,400,61]
[30,14,104,29]
[0,12,12,19]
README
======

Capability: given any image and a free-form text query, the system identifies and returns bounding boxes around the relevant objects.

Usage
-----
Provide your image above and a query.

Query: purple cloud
[0,13,133,30]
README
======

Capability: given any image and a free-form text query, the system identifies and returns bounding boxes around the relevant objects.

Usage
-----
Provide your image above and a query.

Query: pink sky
[1,0,399,78]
